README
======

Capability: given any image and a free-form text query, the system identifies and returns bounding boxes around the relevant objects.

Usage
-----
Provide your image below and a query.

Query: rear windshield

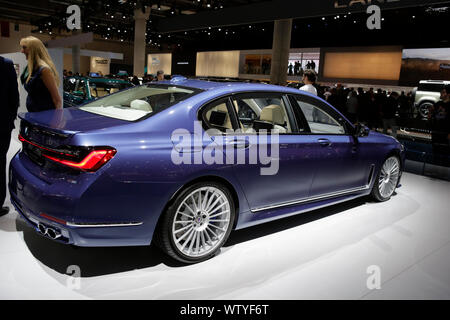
[79,84,201,121]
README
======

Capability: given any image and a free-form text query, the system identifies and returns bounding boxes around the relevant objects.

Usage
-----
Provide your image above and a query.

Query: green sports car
[63,76,133,108]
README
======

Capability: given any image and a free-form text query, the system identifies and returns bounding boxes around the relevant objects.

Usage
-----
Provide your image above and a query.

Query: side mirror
[354,123,370,138]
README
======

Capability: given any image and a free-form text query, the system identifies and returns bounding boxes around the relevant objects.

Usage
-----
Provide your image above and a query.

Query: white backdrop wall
[147,53,172,75]
[196,51,240,78]
[90,56,111,75]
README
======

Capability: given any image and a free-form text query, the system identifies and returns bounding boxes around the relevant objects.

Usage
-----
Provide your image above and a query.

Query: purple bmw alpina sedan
[9,77,404,263]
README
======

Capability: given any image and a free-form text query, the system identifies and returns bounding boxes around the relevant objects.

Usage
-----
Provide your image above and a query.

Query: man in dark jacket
[0,56,20,216]
[382,91,399,137]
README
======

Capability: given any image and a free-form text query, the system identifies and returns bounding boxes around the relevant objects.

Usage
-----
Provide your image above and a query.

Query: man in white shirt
[299,69,318,96]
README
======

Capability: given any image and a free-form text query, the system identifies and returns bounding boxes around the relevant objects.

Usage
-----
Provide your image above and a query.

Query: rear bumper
[11,194,150,247]
[8,152,175,247]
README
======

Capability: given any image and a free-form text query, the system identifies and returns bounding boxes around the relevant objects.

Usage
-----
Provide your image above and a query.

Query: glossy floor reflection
[1,133,449,299]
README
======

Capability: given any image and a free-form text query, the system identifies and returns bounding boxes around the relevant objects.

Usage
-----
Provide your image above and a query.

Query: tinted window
[418,83,444,93]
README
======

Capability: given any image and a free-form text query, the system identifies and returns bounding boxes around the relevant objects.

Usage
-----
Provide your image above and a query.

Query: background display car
[63,76,133,108]
[9,78,405,263]
[412,80,450,118]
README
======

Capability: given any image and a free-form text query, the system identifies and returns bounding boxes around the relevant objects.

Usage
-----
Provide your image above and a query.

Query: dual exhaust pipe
[37,223,61,240]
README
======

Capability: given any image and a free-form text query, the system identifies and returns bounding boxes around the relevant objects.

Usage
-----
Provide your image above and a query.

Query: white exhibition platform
[1,133,450,300]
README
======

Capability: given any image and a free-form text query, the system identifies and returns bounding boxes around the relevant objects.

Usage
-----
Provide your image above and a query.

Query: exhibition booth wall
[196,50,240,78]
[147,53,172,75]
[319,46,404,86]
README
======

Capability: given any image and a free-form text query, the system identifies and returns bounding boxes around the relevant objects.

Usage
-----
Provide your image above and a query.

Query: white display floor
[1,134,450,300]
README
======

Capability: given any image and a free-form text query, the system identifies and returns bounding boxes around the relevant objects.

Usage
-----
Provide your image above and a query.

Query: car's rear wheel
[155,182,235,263]
[371,156,401,202]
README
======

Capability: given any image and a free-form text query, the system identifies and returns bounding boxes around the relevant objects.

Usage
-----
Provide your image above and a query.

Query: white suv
[413,80,450,118]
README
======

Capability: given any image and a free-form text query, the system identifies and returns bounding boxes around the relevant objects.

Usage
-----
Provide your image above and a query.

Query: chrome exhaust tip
[38,223,46,234]
[37,223,61,239]
[46,227,61,239]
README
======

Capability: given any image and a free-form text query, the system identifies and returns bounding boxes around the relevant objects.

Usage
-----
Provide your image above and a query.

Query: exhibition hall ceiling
[0,0,270,24]
[0,0,449,50]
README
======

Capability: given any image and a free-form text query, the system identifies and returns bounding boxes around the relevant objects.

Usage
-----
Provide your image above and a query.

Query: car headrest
[130,99,152,112]
[259,105,285,125]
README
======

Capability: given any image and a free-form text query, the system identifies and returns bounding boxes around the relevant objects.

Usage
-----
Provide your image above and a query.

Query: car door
[289,94,373,197]
[200,92,316,212]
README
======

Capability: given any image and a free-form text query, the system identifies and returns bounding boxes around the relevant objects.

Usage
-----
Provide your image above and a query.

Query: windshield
[79,84,200,121]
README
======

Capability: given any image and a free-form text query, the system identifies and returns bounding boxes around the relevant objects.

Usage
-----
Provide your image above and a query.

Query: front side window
[294,97,346,134]
[80,84,200,121]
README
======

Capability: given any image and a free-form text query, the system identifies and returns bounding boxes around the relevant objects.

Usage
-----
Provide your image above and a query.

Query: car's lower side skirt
[251,184,372,213]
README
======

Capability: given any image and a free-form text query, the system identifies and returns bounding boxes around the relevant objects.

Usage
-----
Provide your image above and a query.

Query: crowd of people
[288,60,316,76]
[319,85,414,133]
[298,70,449,163]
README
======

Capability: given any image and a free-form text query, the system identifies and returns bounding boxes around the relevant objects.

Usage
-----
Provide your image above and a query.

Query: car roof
[155,78,313,97]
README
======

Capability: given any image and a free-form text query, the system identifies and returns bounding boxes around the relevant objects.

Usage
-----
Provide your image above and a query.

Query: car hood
[19,107,129,134]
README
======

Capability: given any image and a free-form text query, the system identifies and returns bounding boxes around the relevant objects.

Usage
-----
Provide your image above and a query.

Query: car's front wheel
[371,156,401,202]
[155,182,235,263]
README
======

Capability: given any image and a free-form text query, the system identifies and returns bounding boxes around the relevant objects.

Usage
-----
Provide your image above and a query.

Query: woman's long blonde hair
[20,36,60,85]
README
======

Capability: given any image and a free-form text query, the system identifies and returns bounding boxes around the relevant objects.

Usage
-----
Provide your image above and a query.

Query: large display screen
[399,48,450,86]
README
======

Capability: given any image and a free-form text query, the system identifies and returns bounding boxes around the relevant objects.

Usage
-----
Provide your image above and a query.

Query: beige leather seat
[89,87,97,98]
[259,105,287,133]
[96,88,109,97]
[130,99,153,112]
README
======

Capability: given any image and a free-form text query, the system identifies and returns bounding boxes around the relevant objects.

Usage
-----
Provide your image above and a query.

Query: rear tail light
[19,134,117,172]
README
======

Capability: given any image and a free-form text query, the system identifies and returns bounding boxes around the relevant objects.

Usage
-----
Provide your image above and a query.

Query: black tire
[154,181,236,264]
[418,101,433,119]
[371,156,401,202]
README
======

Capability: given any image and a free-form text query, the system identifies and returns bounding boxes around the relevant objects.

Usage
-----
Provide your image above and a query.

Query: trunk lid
[19,107,129,134]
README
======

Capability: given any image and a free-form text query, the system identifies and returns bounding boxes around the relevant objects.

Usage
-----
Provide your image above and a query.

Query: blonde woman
[20,36,62,111]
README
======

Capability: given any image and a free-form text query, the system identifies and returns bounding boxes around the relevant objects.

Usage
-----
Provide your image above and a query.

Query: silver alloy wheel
[172,186,231,258]
[378,156,400,199]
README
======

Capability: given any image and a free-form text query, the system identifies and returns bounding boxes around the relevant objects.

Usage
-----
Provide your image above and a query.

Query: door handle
[317,138,331,147]
[226,139,250,149]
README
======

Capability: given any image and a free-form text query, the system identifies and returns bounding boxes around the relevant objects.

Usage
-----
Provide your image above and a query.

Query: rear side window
[231,93,294,134]
[201,98,234,133]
